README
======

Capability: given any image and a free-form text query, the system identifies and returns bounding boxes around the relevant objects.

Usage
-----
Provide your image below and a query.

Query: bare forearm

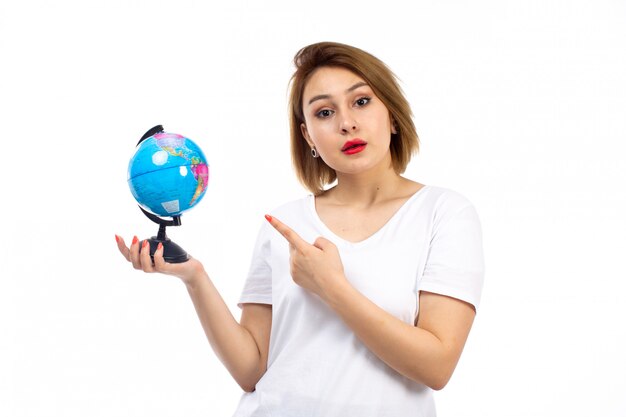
[325,280,459,390]
[185,273,264,391]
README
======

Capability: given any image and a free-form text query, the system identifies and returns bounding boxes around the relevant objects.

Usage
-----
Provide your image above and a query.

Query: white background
[1,1,625,416]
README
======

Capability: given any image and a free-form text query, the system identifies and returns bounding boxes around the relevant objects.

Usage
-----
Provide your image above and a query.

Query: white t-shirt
[234,186,484,417]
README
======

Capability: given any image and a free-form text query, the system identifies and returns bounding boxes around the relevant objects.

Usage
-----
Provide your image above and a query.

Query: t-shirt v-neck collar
[307,185,429,249]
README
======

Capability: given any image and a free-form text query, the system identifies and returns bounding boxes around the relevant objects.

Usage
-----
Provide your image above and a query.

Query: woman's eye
[355,97,371,107]
[316,109,333,118]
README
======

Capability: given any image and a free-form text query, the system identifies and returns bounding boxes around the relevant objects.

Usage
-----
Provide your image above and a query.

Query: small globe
[128,131,209,217]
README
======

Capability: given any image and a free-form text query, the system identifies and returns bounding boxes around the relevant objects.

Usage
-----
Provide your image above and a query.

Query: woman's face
[300,66,396,176]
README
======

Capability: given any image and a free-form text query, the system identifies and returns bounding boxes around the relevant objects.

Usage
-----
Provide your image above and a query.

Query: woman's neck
[323,167,410,208]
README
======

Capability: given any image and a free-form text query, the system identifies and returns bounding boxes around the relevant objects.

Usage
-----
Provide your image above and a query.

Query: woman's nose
[339,113,358,134]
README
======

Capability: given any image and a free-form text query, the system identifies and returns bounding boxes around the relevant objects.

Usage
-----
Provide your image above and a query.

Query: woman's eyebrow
[307,81,369,105]
[346,81,368,93]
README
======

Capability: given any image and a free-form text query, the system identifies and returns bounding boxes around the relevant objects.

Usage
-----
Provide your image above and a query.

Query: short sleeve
[238,222,273,308]
[418,202,485,310]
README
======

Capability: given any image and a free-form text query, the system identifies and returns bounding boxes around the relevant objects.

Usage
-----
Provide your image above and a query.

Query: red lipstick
[341,139,367,155]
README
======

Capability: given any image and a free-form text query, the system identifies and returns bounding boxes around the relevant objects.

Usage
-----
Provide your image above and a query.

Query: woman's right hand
[115,235,206,286]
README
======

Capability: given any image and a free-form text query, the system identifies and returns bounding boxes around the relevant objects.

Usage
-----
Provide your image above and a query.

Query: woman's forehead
[303,67,368,99]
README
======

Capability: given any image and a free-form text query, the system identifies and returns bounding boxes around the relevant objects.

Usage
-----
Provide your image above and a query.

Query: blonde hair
[288,42,419,195]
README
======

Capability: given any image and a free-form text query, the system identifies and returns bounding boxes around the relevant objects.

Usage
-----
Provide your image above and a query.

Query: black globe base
[139,235,189,263]
[136,205,190,264]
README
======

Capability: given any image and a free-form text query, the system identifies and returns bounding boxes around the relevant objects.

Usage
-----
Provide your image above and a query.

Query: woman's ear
[301,123,314,147]
[391,118,398,135]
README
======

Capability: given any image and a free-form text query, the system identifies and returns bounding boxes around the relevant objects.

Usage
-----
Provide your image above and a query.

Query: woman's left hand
[265,215,348,301]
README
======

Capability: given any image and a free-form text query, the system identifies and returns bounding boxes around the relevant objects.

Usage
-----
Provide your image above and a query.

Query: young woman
[116,41,484,416]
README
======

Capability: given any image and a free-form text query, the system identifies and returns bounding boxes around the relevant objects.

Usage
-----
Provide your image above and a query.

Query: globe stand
[135,124,189,263]
[137,206,190,263]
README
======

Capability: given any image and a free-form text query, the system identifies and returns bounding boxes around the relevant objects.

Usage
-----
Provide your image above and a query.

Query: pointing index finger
[265,214,308,251]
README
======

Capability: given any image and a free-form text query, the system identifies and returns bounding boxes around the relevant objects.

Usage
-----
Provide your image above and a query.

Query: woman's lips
[341,139,367,154]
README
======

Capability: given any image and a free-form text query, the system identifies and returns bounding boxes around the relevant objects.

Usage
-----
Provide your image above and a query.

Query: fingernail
[143,240,149,248]
[132,236,138,245]
[265,214,272,223]
[115,234,120,243]
[157,242,163,251]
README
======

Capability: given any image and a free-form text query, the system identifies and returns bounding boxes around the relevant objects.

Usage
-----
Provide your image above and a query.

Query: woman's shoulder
[253,195,312,241]
[266,194,314,221]
[413,185,479,224]
[420,185,474,207]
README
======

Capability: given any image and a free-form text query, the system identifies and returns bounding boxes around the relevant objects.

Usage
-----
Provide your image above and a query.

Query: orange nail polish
[157,242,163,251]
[143,240,149,248]
[265,214,273,222]
[115,234,120,243]
[132,236,138,245]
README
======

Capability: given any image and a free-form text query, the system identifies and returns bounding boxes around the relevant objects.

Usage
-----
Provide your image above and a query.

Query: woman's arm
[325,283,475,390]
[116,235,271,392]
[186,276,272,392]
[264,217,476,390]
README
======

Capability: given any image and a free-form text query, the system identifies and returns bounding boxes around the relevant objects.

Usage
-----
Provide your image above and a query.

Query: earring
[311,147,318,158]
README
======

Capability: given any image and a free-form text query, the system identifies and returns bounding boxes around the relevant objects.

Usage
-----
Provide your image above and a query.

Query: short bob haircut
[289,41,419,195]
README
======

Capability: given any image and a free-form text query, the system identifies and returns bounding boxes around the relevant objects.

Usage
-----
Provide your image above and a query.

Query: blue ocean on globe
[128,132,209,217]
